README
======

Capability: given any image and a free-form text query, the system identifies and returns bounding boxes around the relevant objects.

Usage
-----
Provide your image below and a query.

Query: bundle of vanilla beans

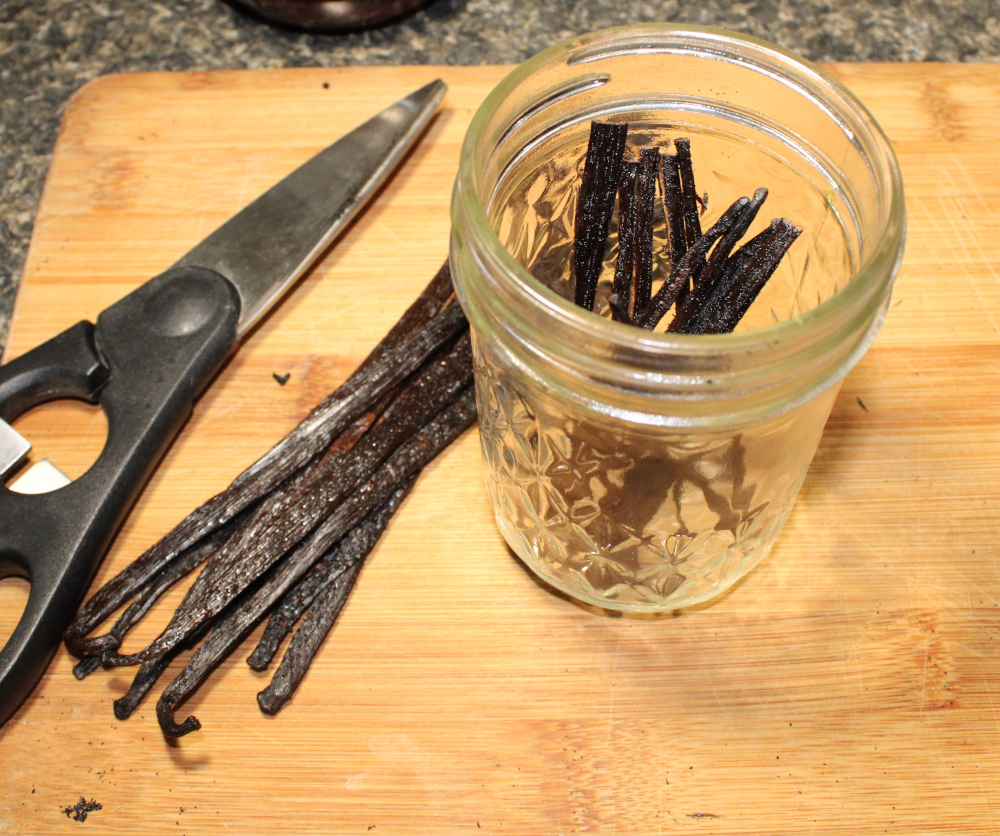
[573,121,802,331]
[64,261,474,738]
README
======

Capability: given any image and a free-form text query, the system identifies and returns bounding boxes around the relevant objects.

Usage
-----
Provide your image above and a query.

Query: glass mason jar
[450,25,905,612]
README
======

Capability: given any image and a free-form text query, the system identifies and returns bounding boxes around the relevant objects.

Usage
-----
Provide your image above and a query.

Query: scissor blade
[172,79,446,338]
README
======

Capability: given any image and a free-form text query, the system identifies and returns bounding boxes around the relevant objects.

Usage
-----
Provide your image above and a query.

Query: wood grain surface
[1,64,999,835]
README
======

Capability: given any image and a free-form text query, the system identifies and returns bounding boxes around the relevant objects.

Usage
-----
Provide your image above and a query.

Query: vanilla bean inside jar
[451,25,905,612]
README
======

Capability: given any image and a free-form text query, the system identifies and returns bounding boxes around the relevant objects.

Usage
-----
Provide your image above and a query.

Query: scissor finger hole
[5,400,108,493]
[0,577,30,648]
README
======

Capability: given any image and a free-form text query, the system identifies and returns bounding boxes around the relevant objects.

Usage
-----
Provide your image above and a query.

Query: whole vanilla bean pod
[71,528,226,678]
[669,188,768,333]
[64,263,463,656]
[255,479,417,712]
[634,196,750,330]
[257,561,364,715]
[573,121,628,311]
[632,147,659,312]
[96,398,385,672]
[246,554,345,672]
[113,335,474,670]
[245,472,409,670]
[156,386,477,737]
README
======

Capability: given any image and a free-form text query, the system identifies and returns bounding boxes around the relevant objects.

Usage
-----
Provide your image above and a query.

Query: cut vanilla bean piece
[674,139,703,252]
[635,196,750,330]
[689,224,774,334]
[670,188,769,334]
[659,152,687,270]
[255,480,416,713]
[120,335,474,670]
[633,147,659,313]
[156,386,477,737]
[573,121,628,311]
[246,479,413,672]
[709,219,803,334]
[611,161,639,320]
[64,263,463,657]
[606,292,632,325]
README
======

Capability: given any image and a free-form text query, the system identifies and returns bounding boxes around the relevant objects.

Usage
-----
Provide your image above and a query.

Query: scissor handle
[0,266,240,727]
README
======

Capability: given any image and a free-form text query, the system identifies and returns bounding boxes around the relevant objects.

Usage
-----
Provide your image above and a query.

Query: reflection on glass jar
[451,25,905,612]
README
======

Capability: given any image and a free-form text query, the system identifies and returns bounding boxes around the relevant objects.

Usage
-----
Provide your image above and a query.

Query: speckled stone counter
[2,0,998,353]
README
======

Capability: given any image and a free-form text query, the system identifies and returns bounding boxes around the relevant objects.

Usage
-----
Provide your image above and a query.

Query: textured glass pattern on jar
[472,336,839,611]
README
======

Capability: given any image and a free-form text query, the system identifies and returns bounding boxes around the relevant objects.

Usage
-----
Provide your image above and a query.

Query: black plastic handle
[0,266,240,727]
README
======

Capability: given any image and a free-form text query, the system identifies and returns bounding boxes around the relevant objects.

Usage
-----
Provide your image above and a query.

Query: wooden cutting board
[2,64,999,836]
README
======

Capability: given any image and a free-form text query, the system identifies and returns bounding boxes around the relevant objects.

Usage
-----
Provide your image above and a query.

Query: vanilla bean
[706,218,803,334]
[659,152,687,269]
[670,188,768,333]
[689,223,774,334]
[246,478,412,672]
[71,517,244,672]
[64,263,463,656]
[255,480,416,713]
[121,336,473,670]
[156,386,477,737]
[611,161,639,321]
[257,561,363,716]
[674,138,703,251]
[606,292,633,325]
[636,196,750,330]
[573,121,628,311]
[633,147,659,312]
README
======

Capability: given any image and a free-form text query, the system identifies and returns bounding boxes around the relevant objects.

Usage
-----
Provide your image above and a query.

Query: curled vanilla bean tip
[156,696,201,738]
[72,656,102,680]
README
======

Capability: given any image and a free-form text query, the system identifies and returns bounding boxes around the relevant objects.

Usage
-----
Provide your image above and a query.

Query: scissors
[0,79,446,727]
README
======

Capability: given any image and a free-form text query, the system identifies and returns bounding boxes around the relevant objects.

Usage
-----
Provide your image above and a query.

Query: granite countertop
[2,0,998,355]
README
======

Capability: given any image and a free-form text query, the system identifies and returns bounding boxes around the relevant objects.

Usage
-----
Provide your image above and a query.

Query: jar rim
[454,23,906,362]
